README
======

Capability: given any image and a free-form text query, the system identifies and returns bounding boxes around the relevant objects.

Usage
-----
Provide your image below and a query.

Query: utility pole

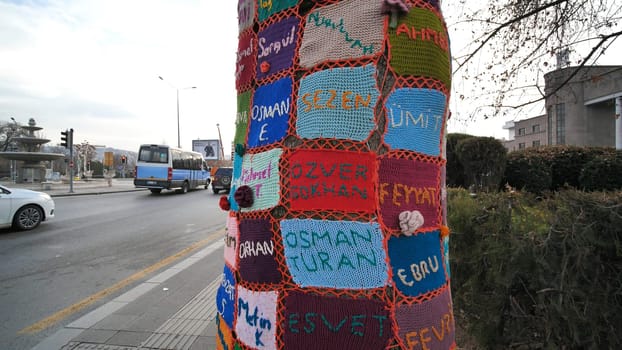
[216,123,225,160]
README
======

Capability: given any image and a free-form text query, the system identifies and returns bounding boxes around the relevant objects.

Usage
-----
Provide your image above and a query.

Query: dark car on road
[212,167,233,194]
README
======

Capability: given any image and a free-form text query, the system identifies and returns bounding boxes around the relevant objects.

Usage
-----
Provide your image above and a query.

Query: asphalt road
[0,189,227,350]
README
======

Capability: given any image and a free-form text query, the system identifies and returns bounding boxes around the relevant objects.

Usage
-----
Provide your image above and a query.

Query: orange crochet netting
[218,0,455,349]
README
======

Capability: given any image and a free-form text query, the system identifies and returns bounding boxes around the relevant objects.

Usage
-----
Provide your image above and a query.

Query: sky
[1,1,621,155]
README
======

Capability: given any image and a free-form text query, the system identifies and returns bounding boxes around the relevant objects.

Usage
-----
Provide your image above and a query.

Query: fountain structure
[0,118,64,183]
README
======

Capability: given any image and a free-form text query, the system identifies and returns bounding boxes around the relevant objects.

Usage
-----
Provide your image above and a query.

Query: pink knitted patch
[224,214,238,269]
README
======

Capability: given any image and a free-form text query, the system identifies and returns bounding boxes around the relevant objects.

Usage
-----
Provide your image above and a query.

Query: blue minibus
[134,144,210,194]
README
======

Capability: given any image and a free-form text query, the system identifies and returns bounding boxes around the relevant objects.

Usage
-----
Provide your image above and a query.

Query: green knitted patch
[235,91,251,146]
[389,7,451,88]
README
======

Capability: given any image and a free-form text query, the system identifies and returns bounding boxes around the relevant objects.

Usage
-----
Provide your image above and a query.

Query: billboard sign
[192,139,221,160]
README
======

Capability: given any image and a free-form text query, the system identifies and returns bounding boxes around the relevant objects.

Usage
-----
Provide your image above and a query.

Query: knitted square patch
[238,218,282,284]
[236,287,278,350]
[389,7,451,87]
[288,149,376,212]
[384,87,447,156]
[256,16,299,80]
[258,0,297,22]
[298,0,384,68]
[282,290,391,349]
[228,153,244,212]
[216,264,237,329]
[378,157,440,231]
[280,218,388,289]
[236,30,257,91]
[248,77,292,148]
[296,64,379,141]
[388,230,447,297]
[216,314,235,350]
[224,214,239,269]
[238,148,282,212]
[395,288,455,349]
[238,0,255,32]
[235,91,251,146]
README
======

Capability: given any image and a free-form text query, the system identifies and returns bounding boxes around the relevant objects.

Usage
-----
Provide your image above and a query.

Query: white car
[0,185,55,230]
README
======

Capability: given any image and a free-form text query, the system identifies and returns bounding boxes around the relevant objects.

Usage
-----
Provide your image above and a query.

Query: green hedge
[504,146,621,192]
[580,153,622,191]
[448,189,622,348]
[503,151,552,194]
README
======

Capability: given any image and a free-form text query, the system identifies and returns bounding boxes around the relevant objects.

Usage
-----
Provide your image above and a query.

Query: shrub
[456,136,507,192]
[448,189,622,348]
[446,133,474,188]
[580,152,622,191]
[504,150,552,194]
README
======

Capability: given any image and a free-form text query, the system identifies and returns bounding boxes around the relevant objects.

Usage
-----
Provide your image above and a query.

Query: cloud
[0,0,238,152]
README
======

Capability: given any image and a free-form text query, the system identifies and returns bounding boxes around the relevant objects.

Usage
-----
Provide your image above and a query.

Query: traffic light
[61,130,68,148]
[60,129,73,149]
[121,155,126,164]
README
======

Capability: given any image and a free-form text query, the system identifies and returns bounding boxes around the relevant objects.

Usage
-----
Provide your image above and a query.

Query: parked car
[212,167,233,194]
[0,185,55,230]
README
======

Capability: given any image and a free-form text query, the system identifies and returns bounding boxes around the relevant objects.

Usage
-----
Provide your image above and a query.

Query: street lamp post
[158,76,196,148]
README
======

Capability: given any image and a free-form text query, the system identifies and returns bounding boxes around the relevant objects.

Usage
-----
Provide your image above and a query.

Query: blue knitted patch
[280,218,388,289]
[388,230,446,297]
[296,64,379,141]
[384,88,446,156]
[216,264,236,329]
[248,77,292,148]
[443,235,451,278]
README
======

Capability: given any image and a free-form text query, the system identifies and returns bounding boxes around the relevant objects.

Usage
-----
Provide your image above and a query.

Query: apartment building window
[519,142,526,149]
[533,140,540,147]
[518,127,526,136]
[532,124,540,133]
[547,106,553,145]
[555,103,566,144]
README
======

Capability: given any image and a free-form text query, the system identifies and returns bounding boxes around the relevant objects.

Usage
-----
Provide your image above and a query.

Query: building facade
[504,65,622,151]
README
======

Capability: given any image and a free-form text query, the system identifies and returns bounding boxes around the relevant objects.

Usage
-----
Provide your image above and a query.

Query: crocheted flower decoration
[381,0,410,29]
[234,185,254,208]
[398,210,424,235]
[219,195,231,211]
[260,61,271,73]
[235,143,245,157]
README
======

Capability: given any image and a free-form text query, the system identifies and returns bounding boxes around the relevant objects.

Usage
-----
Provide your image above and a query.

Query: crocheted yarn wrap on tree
[219,0,455,349]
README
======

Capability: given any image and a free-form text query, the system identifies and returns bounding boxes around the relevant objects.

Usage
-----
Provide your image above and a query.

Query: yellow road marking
[19,229,224,334]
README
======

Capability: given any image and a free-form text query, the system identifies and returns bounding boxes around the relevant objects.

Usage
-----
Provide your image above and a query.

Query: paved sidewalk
[35,240,224,350]
[0,178,146,197]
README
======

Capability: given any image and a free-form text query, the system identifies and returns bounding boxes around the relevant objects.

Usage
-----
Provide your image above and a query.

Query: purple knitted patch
[378,157,440,231]
[395,288,455,349]
[238,218,282,284]
[282,290,391,349]
[257,16,299,80]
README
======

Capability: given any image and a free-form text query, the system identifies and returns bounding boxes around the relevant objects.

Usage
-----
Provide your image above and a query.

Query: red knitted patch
[287,149,377,212]
[236,29,256,91]
[378,157,441,231]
